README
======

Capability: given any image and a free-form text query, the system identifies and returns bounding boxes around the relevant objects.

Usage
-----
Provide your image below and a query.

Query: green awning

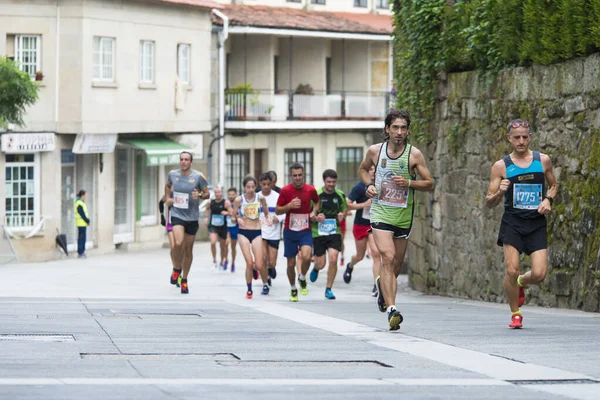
[122,138,192,166]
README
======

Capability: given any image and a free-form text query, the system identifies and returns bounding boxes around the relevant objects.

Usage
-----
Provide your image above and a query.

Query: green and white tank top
[370,142,415,229]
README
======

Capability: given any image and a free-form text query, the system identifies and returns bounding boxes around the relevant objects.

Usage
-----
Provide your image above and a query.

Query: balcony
[224,89,392,130]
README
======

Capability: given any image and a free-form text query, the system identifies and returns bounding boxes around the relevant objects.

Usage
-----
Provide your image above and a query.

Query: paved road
[0,238,599,400]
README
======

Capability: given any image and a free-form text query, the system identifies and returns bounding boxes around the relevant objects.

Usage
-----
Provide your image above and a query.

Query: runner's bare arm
[200,187,210,199]
[539,153,559,214]
[410,148,434,191]
[485,160,508,209]
[358,145,379,186]
[259,195,270,219]
[230,197,242,222]
[223,200,232,215]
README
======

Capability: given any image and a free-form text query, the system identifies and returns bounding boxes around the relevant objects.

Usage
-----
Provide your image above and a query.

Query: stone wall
[408,53,600,312]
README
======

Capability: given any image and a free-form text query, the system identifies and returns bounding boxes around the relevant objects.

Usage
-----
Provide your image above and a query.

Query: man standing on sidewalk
[74,190,90,259]
[276,163,320,302]
[359,109,433,331]
[486,119,558,329]
[166,151,210,294]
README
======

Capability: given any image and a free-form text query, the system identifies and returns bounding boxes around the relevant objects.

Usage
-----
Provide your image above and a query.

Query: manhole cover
[508,379,600,385]
[0,334,75,342]
[81,353,238,360]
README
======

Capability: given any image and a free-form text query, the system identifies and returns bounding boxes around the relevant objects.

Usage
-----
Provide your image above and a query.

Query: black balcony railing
[225,89,393,121]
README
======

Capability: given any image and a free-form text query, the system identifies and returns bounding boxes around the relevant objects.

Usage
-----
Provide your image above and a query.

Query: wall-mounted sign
[1,133,56,153]
[73,134,117,154]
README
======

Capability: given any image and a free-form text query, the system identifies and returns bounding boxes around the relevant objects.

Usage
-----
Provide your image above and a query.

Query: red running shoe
[170,269,181,286]
[246,290,253,299]
[509,314,523,329]
[518,285,525,307]
[252,268,259,280]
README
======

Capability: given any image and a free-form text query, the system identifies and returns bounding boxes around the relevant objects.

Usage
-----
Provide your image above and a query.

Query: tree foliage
[0,56,39,129]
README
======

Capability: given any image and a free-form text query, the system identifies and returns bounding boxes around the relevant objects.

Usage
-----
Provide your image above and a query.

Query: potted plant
[35,71,44,81]
[295,83,314,95]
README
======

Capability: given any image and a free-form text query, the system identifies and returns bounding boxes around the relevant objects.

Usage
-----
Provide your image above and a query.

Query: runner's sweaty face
[214,187,223,201]
[179,153,192,171]
[227,190,237,203]
[290,168,304,188]
[244,180,256,197]
[386,118,409,145]
[260,179,272,194]
[323,177,337,194]
[508,126,531,155]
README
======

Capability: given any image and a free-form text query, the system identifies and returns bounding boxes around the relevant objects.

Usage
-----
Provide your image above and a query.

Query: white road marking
[228,299,598,399]
[0,378,509,386]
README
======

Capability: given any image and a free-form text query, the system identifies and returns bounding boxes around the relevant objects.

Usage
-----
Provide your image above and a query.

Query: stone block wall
[408,53,600,312]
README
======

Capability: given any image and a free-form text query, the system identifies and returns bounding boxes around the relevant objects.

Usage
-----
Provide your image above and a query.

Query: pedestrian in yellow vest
[74,190,90,258]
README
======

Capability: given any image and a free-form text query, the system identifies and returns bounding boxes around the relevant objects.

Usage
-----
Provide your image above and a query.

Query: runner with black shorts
[166,151,210,294]
[308,169,347,300]
[486,118,558,329]
[359,109,433,330]
[205,187,230,270]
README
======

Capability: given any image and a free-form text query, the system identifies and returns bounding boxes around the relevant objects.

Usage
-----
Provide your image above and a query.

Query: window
[336,147,364,195]
[284,149,313,185]
[139,40,154,83]
[226,150,250,193]
[376,0,389,9]
[354,0,367,7]
[93,36,115,81]
[177,44,190,84]
[14,35,41,78]
[274,55,279,91]
[137,153,158,224]
[5,154,38,228]
[311,0,326,4]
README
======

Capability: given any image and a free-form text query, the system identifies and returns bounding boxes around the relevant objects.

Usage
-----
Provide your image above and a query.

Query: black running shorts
[497,220,547,255]
[171,216,199,236]
[313,234,342,257]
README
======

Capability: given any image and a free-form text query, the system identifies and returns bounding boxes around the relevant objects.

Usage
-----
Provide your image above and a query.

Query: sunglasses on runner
[507,120,530,132]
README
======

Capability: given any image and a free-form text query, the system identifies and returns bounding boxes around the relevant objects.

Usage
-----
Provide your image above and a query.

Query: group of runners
[160,109,558,331]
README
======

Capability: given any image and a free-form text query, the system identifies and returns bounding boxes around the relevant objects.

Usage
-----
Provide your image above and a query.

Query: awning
[121,138,193,166]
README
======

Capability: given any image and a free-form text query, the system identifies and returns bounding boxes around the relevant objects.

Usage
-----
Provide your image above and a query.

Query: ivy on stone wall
[392,0,600,140]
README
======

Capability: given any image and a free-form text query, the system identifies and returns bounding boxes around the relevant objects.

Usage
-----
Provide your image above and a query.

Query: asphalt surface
[0,237,598,400]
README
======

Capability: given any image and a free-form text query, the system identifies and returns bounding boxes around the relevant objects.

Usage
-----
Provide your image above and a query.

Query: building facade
[211,0,393,195]
[0,0,217,262]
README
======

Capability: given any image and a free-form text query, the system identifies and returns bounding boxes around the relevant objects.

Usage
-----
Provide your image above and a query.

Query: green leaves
[0,56,39,129]
[392,0,600,141]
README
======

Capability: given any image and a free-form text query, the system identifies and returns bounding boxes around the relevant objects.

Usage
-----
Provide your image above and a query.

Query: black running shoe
[170,269,181,285]
[268,268,277,279]
[343,263,353,284]
[180,279,189,294]
[375,276,386,313]
[388,308,403,331]
[267,277,272,287]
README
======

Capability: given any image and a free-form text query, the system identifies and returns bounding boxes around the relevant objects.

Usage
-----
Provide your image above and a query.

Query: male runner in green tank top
[358,109,433,331]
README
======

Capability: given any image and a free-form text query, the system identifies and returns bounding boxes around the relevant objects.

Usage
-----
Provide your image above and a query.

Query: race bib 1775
[513,183,542,210]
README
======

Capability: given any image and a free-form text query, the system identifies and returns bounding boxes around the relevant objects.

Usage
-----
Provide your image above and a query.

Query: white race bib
[173,192,189,209]
[318,218,337,236]
[378,179,409,208]
[362,206,371,220]
[289,213,309,232]
[211,214,225,227]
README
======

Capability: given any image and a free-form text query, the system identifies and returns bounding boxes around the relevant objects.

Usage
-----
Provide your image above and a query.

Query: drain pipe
[211,9,229,188]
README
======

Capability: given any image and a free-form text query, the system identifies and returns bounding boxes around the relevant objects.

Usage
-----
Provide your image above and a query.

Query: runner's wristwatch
[544,196,554,205]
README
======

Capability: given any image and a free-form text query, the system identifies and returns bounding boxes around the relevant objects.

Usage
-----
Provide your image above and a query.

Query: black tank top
[209,199,226,227]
